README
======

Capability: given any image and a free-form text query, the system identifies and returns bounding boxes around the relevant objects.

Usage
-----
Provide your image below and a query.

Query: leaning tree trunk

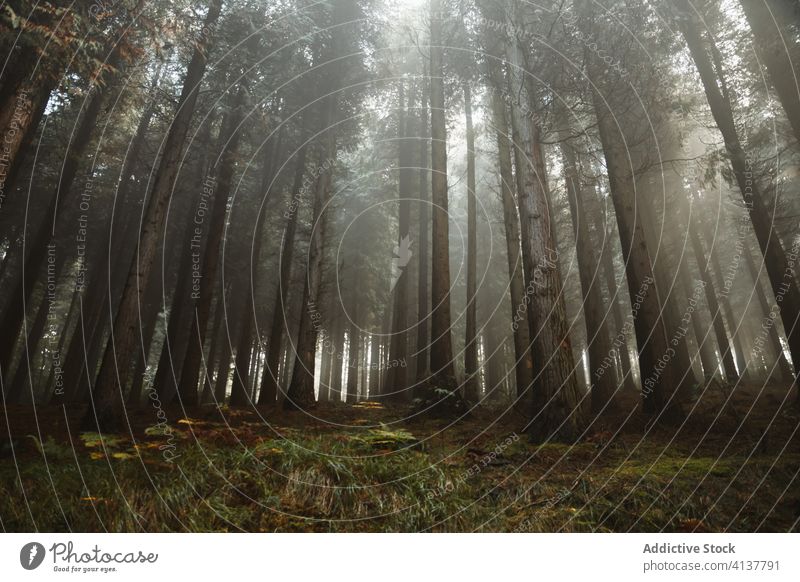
[597,196,637,393]
[743,241,795,382]
[230,122,284,407]
[0,78,110,387]
[682,189,741,381]
[560,134,616,413]
[592,99,682,419]
[639,196,700,399]
[87,0,223,431]
[677,1,800,394]
[740,0,800,148]
[178,83,247,408]
[0,72,56,216]
[677,256,720,379]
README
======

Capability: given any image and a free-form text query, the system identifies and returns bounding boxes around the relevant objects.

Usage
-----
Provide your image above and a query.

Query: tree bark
[487,78,534,407]
[560,135,616,413]
[178,82,247,407]
[678,1,800,391]
[505,12,583,440]
[87,0,223,431]
[258,144,308,405]
[428,0,456,383]
[463,82,479,402]
[415,79,430,386]
[743,241,795,381]
[740,0,800,147]
[285,99,337,411]
[387,83,412,399]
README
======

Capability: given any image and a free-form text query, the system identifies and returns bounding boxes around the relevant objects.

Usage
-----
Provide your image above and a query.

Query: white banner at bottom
[0,533,797,581]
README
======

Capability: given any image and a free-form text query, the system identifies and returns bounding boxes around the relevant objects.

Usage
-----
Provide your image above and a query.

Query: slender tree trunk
[592,95,682,419]
[231,128,284,406]
[598,199,636,392]
[346,305,360,404]
[387,83,412,399]
[231,298,253,406]
[487,80,534,407]
[126,276,162,405]
[744,241,795,381]
[0,73,56,214]
[639,199,700,398]
[0,81,109,386]
[88,0,224,430]
[285,98,337,410]
[678,259,719,379]
[463,82,479,401]
[415,78,430,386]
[213,321,233,404]
[178,83,246,407]
[200,293,226,404]
[560,136,616,413]
[330,316,346,401]
[259,144,307,405]
[428,0,456,383]
[678,1,800,395]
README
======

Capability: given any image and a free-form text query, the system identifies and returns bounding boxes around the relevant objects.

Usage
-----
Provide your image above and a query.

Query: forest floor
[1,383,798,532]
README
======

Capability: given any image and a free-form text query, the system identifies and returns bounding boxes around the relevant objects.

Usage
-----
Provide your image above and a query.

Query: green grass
[2,416,798,532]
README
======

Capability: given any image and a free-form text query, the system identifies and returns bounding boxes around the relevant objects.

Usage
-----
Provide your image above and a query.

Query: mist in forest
[0,0,798,533]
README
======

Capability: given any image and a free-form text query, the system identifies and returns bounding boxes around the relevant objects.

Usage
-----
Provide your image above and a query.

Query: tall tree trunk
[428,0,456,383]
[330,315,346,401]
[487,79,534,407]
[346,305,360,404]
[740,0,800,147]
[598,198,636,392]
[639,199,700,398]
[285,98,337,410]
[677,2,800,391]
[678,259,719,379]
[387,83,412,399]
[230,298,253,407]
[744,241,795,381]
[560,136,616,413]
[591,94,681,419]
[415,79,430,386]
[231,124,284,406]
[0,73,56,214]
[463,82,479,402]
[178,83,247,407]
[126,275,162,405]
[200,292,226,404]
[62,66,164,405]
[0,80,109,386]
[213,318,233,404]
[505,14,583,440]
[258,144,307,405]
[87,0,223,431]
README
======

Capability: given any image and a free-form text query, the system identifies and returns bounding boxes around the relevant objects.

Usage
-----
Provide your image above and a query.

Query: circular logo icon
[20,542,46,570]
